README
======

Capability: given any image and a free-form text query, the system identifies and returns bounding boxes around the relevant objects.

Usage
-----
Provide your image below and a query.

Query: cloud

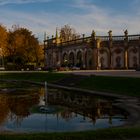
[66,0,140,35]
[0,0,52,5]
[0,0,140,41]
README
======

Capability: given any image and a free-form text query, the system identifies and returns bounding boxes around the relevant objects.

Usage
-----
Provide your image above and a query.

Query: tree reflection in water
[0,95,9,126]
[0,85,128,132]
[0,89,40,128]
[8,94,39,127]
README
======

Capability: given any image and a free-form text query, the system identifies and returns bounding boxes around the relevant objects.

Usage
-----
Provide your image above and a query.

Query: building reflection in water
[47,88,128,125]
[0,86,128,132]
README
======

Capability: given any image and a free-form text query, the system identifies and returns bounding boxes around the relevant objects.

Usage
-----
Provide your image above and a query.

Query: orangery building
[44,30,140,70]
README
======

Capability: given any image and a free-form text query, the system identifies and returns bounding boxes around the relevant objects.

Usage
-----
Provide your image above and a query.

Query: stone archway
[98,48,109,69]
[88,50,93,69]
[84,50,88,68]
[62,53,68,66]
[48,54,52,67]
[69,52,75,67]
[84,49,93,70]
[100,57,105,69]
[133,56,138,68]
[112,48,124,69]
[128,47,139,68]
[116,56,121,68]
[76,51,83,68]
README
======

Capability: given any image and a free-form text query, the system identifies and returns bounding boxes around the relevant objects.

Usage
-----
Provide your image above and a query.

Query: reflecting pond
[0,81,128,132]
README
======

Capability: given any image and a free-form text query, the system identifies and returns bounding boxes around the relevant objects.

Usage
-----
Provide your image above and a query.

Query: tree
[60,25,80,42]
[0,24,8,57]
[7,25,44,67]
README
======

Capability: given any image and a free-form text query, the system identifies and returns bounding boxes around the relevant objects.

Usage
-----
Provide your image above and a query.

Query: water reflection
[0,86,128,132]
[0,90,39,130]
[47,89,127,125]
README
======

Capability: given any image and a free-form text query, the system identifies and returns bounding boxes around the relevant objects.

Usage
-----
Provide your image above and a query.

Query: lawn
[0,72,68,83]
[0,127,140,140]
[77,75,140,97]
[1,72,140,97]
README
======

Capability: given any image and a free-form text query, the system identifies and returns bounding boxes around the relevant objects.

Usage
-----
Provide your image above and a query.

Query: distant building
[44,30,140,70]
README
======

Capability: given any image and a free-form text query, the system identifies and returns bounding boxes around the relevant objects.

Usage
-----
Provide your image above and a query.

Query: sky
[0,0,140,42]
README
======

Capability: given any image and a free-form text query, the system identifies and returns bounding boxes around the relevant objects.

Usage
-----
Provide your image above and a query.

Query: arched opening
[69,52,75,67]
[48,54,52,67]
[116,56,121,68]
[128,47,139,69]
[62,53,68,67]
[88,50,93,69]
[100,57,105,69]
[133,56,138,68]
[84,49,93,70]
[76,51,82,68]
[112,48,124,69]
[84,50,87,69]
[99,49,110,69]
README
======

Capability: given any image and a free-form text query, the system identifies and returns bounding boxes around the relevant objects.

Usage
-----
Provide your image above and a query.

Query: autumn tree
[60,24,80,42]
[0,24,8,57]
[7,25,44,67]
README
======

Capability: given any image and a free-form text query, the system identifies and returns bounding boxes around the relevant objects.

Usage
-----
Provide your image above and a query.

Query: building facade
[44,30,140,70]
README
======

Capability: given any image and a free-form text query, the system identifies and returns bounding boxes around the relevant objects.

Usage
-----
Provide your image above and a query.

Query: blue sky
[0,0,140,42]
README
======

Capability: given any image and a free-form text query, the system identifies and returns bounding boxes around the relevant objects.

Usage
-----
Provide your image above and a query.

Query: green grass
[0,72,68,83]
[1,72,140,97]
[77,75,140,97]
[0,127,140,140]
